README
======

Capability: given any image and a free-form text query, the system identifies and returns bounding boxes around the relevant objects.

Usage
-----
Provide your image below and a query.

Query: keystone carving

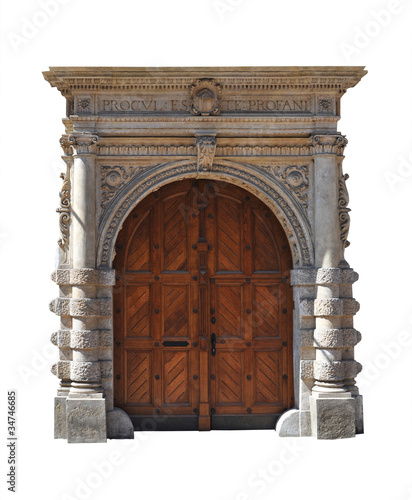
[196,137,217,172]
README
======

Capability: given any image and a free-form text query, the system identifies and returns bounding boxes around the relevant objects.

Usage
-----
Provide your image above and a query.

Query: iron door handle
[211,333,225,356]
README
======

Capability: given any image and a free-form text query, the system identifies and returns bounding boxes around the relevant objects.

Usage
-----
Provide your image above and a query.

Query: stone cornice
[43,66,367,95]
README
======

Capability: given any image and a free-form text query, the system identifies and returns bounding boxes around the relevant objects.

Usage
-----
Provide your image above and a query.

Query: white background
[1,1,411,499]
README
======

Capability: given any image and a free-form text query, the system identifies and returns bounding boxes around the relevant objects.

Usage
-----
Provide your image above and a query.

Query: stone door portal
[44,66,366,442]
[113,179,294,430]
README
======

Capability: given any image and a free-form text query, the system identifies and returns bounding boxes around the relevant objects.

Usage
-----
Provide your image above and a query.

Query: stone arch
[97,159,314,269]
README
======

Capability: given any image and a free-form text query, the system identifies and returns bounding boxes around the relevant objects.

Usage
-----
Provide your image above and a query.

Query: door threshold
[129,414,282,431]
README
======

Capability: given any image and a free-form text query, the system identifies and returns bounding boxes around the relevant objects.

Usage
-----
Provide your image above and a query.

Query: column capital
[66,132,99,155]
[312,134,347,156]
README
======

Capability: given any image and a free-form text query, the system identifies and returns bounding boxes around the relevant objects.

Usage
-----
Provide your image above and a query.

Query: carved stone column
[309,134,362,439]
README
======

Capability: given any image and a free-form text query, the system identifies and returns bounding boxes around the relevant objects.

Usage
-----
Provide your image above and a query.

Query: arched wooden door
[113,179,294,430]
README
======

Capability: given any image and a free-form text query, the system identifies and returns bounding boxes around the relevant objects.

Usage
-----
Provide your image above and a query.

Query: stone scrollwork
[271,165,309,211]
[312,134,347,156]
[338,169,351,248]
[196,136,217,172]
[68,132,99,154]
[56,165,70,261]
[101,165,144,211]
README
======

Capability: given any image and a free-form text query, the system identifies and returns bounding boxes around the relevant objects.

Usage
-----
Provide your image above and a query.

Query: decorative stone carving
[56,165,70,261]
[314,361,345,381]
[75,96,92,114]
[101,166,145,210]
[98,160,313,267]
[196,136,217,172]
[317,96,334,114]
[312,134,348,155]
[271,165,309,211]
[98,144,196,156]
[190,78,221,116]
[338,170,351,248]
[68,132,99,154]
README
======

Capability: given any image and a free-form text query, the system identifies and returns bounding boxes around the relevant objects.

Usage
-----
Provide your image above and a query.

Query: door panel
[113,179,294,428]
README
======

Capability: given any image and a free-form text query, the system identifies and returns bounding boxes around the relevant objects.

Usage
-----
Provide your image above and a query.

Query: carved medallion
[190,79,221,116]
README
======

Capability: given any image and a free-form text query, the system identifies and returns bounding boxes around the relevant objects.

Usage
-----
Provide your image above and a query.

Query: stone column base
[66,395,107,443]
[310,392,356,439]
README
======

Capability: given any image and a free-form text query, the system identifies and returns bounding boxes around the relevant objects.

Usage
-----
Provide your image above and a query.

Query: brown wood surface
[113,179,294,427]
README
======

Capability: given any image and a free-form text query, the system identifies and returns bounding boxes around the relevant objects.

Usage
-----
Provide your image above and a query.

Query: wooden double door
[113,179,294,430]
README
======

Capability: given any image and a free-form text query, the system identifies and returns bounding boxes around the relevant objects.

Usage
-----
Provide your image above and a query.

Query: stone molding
[97,160,313,268]
[303,298,360,317]
[51,268,115,286]
[51,329,112,349]
[43,67,367,94]
[49,297,112,317]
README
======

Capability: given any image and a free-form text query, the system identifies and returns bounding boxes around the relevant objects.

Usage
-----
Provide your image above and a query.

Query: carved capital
[59,135,73,156]
[312,134,347,155]
[68,132,99,154]
[196,136,217,172]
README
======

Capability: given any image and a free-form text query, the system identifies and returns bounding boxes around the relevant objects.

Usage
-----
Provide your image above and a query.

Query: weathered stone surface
[107,407,134,439]
[54,396,67,439]
[310,395,355,439]
[49,297,111,317]
[276,409,300,437]
[70,361,101,382]
[66,397,107,443]
[314,298,343,316]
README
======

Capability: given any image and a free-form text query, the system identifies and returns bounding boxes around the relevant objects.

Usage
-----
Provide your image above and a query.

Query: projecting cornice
[43,66,367,94]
